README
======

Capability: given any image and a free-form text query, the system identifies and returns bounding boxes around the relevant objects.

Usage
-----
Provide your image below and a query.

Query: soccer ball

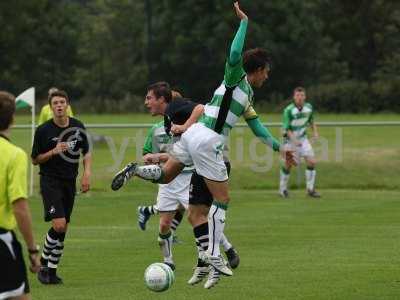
[144,263,175,292]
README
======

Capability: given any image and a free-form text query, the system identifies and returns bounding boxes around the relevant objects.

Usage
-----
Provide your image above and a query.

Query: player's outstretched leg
[137,205,157,231]
[111,159,184,191]
[111,163,163,190]
[111,162,139,190]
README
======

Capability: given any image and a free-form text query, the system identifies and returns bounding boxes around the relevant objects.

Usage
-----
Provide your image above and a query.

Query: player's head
[0,91,16,132]
[49,90,69,119]
[145,81,172,116]
[243,48,271,88]
[293,87,306,107]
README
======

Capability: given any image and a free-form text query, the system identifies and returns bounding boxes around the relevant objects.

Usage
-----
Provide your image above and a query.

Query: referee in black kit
[31,90,92,284]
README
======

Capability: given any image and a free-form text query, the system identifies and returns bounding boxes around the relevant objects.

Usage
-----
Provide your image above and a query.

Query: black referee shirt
[31,117,89,180]
[164,98,198,135]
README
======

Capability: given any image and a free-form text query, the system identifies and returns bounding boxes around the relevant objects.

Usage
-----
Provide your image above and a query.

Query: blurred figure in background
[279,87,321,198]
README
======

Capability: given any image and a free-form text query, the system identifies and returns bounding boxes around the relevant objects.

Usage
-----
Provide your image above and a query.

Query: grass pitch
[10,113,400,299]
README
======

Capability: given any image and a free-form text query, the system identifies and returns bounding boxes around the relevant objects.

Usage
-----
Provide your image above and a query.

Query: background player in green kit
[279,87,321,198]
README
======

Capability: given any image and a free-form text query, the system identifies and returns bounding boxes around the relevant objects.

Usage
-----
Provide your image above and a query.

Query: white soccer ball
[144,263,175,292]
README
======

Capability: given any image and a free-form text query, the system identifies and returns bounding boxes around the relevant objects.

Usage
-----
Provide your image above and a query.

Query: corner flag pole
[29,88,35,196]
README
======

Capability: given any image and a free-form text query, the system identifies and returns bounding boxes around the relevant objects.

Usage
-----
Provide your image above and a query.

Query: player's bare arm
[32,142,69,165]
[234,1,248,20]
[287,129,302,146]
[143,153,170,164]
[81,153,92,193]
[13,198,41,273]
[311,122,319,140]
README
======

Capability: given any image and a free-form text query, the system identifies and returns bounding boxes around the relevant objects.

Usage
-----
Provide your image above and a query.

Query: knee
[283,163,292,172]
[307,161,316,168]
[187,207,208,226]
[162,173,173,184]
[187,210,195,226]
[159,219,171,233]
[53,220,67,233]
[187,210,199,226]
[218,195,230,204]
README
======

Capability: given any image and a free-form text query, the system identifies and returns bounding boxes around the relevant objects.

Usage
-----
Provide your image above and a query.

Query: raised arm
[224,2,249,87]
[228,2,248,66]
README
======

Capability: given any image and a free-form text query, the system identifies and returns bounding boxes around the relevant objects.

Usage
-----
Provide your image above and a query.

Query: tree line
[1,0,399,113]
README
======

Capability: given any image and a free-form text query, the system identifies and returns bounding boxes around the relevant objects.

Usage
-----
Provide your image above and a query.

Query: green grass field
[10,113,400,299]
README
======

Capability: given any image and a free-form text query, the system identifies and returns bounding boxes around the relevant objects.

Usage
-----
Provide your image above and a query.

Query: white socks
[306,168,316,191]
[158,232,173,264]
[220,233,232,252]
[137,165,163,181]
[207,202,227,257]
[279,168,290,193]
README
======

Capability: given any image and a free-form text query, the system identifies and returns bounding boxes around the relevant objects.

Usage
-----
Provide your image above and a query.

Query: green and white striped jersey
[143,121,171,155]
[142,121,194,172]
[282,102,314,140]
[199,60,258,137]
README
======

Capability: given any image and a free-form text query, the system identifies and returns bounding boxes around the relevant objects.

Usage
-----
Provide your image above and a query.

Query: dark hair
[147,81,172,103]
[48,87,58,97]
[171,90,183,100]
[0,91,16,131]
[293,87,306,94]
[243,48,271,74]
[48,90,69,105]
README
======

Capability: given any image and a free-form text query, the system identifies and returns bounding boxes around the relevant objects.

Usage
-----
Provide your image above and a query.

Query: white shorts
[170,123,228,182]
[156,172,191,212]
[287,138,315,159]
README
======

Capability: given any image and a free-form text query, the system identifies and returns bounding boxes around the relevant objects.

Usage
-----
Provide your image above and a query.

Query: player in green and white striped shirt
[279,87,321,198]
[111,1,296,277]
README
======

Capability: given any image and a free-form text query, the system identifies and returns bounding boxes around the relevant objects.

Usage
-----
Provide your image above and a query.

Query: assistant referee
[0,91,40,300]
[31,90,92,285]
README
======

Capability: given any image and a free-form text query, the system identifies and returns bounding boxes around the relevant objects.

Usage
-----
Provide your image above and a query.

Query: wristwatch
[28,245,40,254]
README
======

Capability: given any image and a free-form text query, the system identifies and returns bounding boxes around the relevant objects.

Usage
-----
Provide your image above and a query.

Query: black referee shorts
[0,229,30,298]
[40,175,76,223]
[189,162,231,207]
